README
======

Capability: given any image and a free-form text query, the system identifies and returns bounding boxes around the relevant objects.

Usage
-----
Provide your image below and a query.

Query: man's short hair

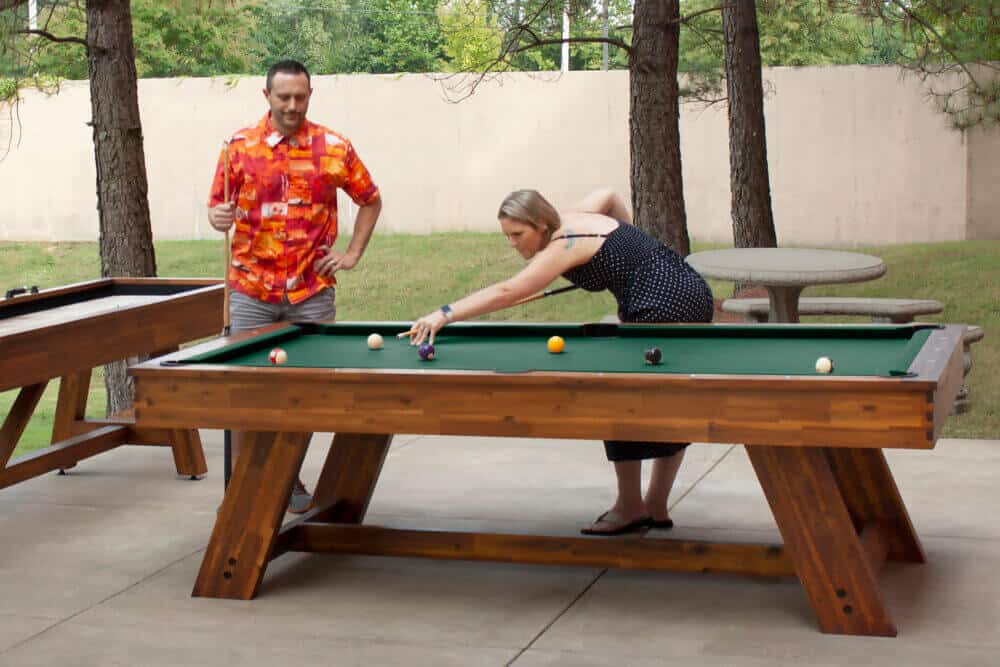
[266,60,311,90]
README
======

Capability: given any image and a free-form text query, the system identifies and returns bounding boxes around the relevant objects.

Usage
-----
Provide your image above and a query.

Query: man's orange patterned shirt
[208,114,379,304]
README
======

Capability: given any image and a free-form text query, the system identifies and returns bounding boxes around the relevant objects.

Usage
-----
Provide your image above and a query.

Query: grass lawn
[2,237,997,458]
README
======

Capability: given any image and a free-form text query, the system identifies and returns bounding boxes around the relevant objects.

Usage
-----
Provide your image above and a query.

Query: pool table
[130,321,966,637]
[1,278,223,489]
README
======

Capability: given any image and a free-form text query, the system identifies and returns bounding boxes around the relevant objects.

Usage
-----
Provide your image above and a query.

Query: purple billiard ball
[418,343,435,361]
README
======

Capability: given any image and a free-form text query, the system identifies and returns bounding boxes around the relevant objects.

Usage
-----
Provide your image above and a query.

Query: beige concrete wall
[1,66,995,244]
[966,123,1000,241]
[687,66,973,246]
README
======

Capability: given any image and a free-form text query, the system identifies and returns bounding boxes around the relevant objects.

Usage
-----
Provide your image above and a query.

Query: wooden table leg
[747,444,897,636]
[824,448,924,564]
[52,370,91,445]
[147,346,208,478]
[311,433,393,523]
[193,430,310,599]
[168,428,208,479]
[1,383,47,468]
[52,370,92,472]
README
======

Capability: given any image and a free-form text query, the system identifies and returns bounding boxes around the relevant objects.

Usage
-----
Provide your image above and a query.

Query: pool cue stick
[512,284,580,307]
[222,140,232,337]
[396,285,581,339]
[223,430,232,488]
[222,140,232,489]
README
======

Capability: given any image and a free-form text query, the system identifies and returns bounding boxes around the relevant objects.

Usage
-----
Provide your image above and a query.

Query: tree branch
[678,4,729,25]
[886,0,978,84]
[510,35,630,54]
[15,28,88,48]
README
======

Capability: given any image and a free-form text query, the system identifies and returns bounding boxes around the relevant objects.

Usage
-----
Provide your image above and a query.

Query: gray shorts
[229,288,336,333]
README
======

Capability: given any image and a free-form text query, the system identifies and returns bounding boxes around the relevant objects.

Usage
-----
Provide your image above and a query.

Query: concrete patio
[1,431,998,666]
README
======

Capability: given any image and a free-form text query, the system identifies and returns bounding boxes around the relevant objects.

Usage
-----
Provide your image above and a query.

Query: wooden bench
[721,297,944,323]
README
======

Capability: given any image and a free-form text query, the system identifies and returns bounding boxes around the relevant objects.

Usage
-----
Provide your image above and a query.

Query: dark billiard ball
[418,343,435,361]
[644,347,662,365]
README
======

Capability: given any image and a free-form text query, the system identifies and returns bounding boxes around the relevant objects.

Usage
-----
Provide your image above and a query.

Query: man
[207,60,382,513]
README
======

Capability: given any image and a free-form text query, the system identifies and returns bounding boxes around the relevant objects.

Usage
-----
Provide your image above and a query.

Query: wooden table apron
[130,323,966,637]
[0,278,223,487]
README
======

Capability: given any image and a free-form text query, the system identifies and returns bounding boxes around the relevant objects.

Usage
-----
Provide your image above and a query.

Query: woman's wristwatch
[440,304,454,322]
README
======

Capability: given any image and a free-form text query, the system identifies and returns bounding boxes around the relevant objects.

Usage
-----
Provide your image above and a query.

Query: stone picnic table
[685,247,887,323]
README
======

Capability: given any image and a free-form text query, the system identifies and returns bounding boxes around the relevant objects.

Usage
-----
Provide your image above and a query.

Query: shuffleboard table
[1,278,223,488]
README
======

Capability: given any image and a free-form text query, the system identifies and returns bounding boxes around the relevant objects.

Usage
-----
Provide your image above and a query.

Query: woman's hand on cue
[409,310,448,346]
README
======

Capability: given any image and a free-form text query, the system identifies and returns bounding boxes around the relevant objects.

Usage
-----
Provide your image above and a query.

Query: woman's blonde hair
[497,190,561,237]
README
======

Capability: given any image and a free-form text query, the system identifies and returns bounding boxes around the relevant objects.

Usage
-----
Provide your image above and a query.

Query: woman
[408,188,714,535]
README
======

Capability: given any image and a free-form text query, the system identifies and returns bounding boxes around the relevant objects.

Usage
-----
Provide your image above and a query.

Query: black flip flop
[649,518,674,530]
[580,511,653,536]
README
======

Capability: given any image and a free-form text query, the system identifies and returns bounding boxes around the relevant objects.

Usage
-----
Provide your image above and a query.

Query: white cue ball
[815,356,834,374]
[367,333,384,350]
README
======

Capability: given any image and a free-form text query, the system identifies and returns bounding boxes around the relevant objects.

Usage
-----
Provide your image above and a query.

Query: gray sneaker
[288,479,312,514]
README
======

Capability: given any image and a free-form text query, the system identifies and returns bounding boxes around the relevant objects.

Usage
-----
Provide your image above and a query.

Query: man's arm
[342,194,382,264]
[314,194,382,277]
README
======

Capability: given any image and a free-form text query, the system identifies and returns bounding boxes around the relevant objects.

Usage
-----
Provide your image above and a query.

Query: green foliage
[350,0,447,73]
[0,0,260,81]
[489,0,631,72]
[0,0,992,125]
[858,0,1000,128]
[757,2,875,66]
[566,0,632,71]
[439,0,503,72]
[0,76,16,102]
[246,0,348,74]
[676,0,999,127]
[679,0,888,77]
[249,0,447,74]
[130,1,262,77]
[0,2,87,80]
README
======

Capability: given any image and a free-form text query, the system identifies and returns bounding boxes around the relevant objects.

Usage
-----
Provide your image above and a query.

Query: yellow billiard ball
[815,356,834,373]
[547,335,565,354]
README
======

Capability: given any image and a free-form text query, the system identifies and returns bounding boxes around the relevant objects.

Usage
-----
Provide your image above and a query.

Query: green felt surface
[178,322,936,377]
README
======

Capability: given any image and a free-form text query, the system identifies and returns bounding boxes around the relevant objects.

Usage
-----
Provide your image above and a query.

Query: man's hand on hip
[314,246,359,278]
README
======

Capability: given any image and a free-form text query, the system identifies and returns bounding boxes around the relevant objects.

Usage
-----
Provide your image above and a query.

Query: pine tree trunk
[86,0,157,415]
[722,0,777,249]
[629,0,689,256]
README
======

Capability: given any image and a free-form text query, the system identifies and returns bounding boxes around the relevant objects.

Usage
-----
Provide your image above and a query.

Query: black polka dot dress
[560,220,715,461]
[561,221,714,324]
